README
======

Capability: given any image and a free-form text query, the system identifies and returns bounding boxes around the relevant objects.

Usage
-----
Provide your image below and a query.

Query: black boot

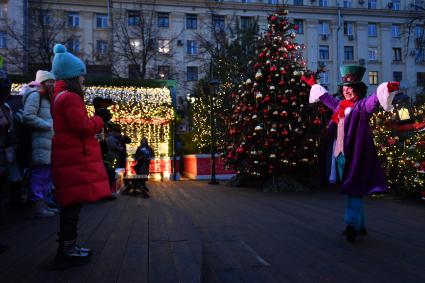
[344,225,357,243]
[0,244,8,254]
[56,240,91,266]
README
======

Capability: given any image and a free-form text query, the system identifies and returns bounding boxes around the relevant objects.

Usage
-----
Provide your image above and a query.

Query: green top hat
[338,65,366,86]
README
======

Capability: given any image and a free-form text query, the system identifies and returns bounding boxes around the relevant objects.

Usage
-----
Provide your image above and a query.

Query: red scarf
[331,99,356,124]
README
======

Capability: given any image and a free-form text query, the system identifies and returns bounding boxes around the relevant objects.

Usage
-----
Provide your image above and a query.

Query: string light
[372,104,425,195]
[11,83,174,158]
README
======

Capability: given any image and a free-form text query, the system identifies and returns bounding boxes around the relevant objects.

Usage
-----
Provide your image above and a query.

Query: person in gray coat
[22,70,57,218]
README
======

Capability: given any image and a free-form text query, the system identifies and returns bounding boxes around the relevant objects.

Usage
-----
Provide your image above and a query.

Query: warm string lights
[85,86,173,157]
[12,84,174,158]
[191,94,213,151]
[372,105,425,195]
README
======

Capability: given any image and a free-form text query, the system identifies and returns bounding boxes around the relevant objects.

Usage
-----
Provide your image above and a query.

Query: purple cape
[320,93,388,196]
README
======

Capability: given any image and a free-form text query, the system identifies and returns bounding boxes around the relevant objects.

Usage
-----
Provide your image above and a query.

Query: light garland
[11,83,174,158]
[372,105,425,194]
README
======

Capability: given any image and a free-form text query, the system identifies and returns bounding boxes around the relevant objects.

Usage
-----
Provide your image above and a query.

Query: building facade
[0,0,27,74]
[0,0,424,99]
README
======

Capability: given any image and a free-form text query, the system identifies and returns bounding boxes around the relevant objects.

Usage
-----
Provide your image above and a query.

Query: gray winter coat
[22,85,53,166]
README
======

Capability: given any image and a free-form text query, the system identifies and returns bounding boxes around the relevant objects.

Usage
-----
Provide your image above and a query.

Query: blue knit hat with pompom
[51,44,86,80]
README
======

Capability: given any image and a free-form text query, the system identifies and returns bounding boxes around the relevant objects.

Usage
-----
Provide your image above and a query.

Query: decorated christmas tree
[372,103,425,197]
[223,9,322,178]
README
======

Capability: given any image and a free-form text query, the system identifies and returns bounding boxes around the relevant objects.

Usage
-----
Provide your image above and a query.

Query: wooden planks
[0,181,424,283]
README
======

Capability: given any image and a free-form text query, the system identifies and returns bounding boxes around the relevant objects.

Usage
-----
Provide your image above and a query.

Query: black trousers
[59,203,82,242]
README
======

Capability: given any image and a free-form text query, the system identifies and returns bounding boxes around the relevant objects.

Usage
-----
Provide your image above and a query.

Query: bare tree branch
[111,1,184,79]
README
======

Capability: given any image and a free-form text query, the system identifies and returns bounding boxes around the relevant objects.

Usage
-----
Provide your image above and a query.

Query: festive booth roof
[85,86,173,123]
[11,84,174,158]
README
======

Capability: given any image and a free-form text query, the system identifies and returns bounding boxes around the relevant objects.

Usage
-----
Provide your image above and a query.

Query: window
[187,66,198,81]
[392,24,401,38]
[319,21,330,35]
[157,12,169,28]
[96,40,108,55]
[130,39,142,53]
[128,11,141,26]
[368,23,377,37]
[158,39,170,54]
[187,40,198,55]
[393,71,402,82]
[66,38,80,53]
[319,71,329,84]
[0,3,7,18]
[343,0,352,8]
[294,19,304,34]
[344,46,354,60]
[0,31,7,49]
[368,47,378,61]
[241,0,252,2]
[39,10,52,26]
[96,14,108,28]
[240,17,252,30]
[294,0,304,5]
[158,65,170,79]
[268,0,279,3]
[344,22,354,35]
[393,48,402,61]
[319,45,329,60]
[410,0,424,11]
[416,48,425,63]
[212,15,225,31]
[319,0,328,7]
[368,0,377,9]
[418,72,425,87]
[67,12,80,27]
[415,26,424,38]
[392,0,401,10]
[369,71,379,85]
[186,14,197,29]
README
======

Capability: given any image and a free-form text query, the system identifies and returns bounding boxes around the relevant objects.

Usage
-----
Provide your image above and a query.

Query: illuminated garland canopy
[85,86,173,157]
[12,84,174,157]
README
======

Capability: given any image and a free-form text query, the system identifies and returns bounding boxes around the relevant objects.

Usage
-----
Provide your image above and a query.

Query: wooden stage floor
[0,181,424,283]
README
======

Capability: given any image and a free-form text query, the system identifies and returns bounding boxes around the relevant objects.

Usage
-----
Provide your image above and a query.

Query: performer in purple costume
[305,65,400,243]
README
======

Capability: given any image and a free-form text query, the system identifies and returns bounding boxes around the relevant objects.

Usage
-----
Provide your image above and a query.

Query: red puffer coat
[51,81,110,205]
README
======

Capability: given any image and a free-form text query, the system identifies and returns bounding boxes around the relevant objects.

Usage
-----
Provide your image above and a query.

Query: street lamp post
[209,79,220,185]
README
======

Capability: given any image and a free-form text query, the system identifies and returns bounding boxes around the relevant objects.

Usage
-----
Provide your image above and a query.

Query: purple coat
[320,92,388,196]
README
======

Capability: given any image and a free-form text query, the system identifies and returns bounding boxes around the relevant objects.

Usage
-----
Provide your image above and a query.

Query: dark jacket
[106,134,123,167]
[133,144,154,176]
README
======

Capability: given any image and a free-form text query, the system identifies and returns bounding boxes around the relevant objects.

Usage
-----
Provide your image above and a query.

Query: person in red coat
[50,44,112,265]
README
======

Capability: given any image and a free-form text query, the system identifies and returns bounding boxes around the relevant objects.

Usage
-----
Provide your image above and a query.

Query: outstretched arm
[309,84,340,112]
[357,82,399,115]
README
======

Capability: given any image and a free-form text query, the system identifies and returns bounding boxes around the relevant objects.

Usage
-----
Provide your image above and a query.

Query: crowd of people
[0,44,154,265]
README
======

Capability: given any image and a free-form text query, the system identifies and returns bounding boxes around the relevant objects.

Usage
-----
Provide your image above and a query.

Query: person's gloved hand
[387,82,400,93]
[95,108,112,123]
[301,75,316,87]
